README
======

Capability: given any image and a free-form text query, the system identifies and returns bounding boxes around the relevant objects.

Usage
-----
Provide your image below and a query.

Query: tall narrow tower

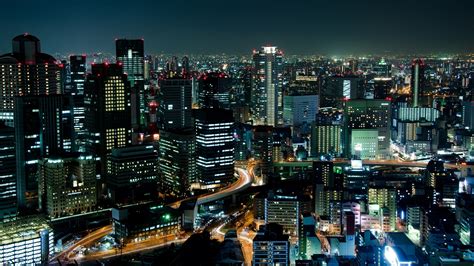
[251,46,283,126]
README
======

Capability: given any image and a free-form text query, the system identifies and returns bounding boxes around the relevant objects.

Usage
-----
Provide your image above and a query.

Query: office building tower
[457,194,474,246]
[252,223,290,266]
[264,192,311,236]
[15,95,72,210]
[0,34,62,126]
[39,154,96,219]
[373,58,391,78]
[84,63,131,179]
[198,72,231,109]
[0,124,16,219]
[373,77,392,99]
[0,216,53,264]
[368,187,396,232]
[462,101,474,131]
[310,123,342,157]
[195,109,234,190]
[283,94,319,126]
[252,126,274,177]
[344,99,391,159]
[251,46,283,126]
[411,59,426,107]
[69,55,86,95]
[107,145,158,205]
[323,75,364,108]
[313,161,334,188]
[158,129,195,196]
[158,78,192,130]
[234,123,253,161]
[116,39,145,128]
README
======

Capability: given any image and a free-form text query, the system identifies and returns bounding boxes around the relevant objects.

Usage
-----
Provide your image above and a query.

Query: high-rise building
[194,109,234,190]
[310,123,342,157]
[157,78,192,130]
[373,77,392,99]
[411,59,426,107]
[373,58,392,78]
[69,55,86,95]
[15,95,72,210]
[283,94,319,126]
[198,72,231,109]
[253,126,274,177]
[107,145,158,205]
[116,39,145,128]
[84,63,131,180]
[344,99,391,159]
[0,123,16,219]
[462,101,474,131]
[252,223,290,266]
[39,154,96,219]
[264,193,306,236]
[158,129,195,196]
[251,46,283,126]
[313,161,334,188]
[368,187,396,232]
[69,55,87,151]
[0,34,62,126]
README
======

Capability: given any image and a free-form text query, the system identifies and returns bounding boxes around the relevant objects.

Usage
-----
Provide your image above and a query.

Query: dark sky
[1,0,473,55]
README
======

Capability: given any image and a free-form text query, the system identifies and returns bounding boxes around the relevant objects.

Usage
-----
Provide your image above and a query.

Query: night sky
[1,0,473,55]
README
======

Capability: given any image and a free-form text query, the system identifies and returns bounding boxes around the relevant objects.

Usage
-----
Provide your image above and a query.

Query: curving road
[197,167,252,205]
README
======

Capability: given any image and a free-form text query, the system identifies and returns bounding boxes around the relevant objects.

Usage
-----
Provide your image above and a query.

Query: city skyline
[1,0,473,55]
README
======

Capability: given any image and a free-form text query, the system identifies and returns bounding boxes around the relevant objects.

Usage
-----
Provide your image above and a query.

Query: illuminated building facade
[251,46,283,126]
[252,223,290,266]
[112,204,180,243]
[15,95,73,210]
[69,55,87,152]
[198,72,231,109]
[311,123,342,157]
[0,216,53,264]
[157,78,192,130]
[116,39,145,128]
[368,187,396,232]
[344,99,391,159]
[158,129,195,196]
[40,154,96,219]
[84,63,131,179]
[0,124,16,219]
[0,34,62,127]
[107,145,158,204]
[195,108,234,189]
[282,94,319,126]
[411,59,425,107]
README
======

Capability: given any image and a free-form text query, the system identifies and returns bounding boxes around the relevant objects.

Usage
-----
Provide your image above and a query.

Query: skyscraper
[198,72,231,109]
[0,123,16,218]
[344,99,391,159]
[158,129,195,196]
[0,34,62,126]
[411,59,425,107]
[69,55,87,152]
[252,223,290,265]
[69,55,86,95]
[282,94,319,127]
[116,39,145,128]
[157,78,192,130]
[194,108,235,190]
[251,46,283,126]
[15,95,72,210]
[84,63,131,180]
